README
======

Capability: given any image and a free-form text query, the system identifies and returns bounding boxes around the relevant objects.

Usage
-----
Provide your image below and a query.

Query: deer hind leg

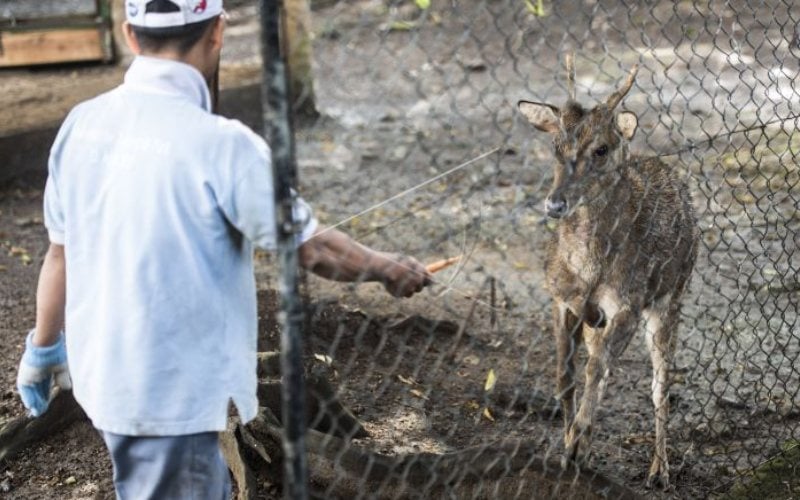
[566,307,638,464]
[554,302,582,430]
[644,307,677,490]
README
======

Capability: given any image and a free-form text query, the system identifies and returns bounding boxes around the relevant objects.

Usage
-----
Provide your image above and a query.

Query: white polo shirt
[44,56,317,435]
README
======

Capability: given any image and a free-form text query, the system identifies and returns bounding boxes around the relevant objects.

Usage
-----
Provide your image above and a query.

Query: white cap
[126,0,223,28]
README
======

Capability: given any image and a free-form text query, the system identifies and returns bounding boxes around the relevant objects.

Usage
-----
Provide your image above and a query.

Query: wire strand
[312,146,501,238]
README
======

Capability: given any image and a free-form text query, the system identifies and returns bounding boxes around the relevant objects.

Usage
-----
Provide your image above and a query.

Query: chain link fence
[250,0,800,498]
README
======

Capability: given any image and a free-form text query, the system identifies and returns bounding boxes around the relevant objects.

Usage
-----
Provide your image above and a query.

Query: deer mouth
[545,195,585,219]
[545,198,568,218]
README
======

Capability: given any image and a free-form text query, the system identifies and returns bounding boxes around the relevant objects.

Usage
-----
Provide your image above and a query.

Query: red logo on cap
[193,0,207,13]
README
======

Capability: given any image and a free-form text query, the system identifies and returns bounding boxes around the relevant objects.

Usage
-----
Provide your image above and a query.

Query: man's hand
[376,253,431,298]
[17,330,71,417]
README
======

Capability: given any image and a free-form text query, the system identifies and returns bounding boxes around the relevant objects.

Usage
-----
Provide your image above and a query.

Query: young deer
[517,55,697,489]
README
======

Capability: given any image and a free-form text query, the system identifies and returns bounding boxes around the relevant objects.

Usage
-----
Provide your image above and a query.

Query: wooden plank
[0,27,108,67]
[1,0,98,20]
[0,18,106,32]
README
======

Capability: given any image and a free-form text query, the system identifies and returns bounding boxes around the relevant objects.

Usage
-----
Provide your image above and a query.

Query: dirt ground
[2,0,800,499]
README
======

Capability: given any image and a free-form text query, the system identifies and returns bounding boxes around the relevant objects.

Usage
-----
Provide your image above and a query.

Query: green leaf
[524,0,546,16]
[388,20,417,31]
[415,0,430,9]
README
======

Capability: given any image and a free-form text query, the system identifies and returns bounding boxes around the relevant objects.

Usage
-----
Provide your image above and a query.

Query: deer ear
[616,111,638,140]
[518,101,561,134]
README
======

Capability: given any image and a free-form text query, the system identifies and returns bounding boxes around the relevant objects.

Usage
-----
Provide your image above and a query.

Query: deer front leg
[644,308,677,490]
[566,307,638,464]
[554,302,581,431]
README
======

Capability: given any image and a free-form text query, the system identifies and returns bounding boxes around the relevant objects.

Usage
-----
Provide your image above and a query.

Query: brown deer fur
[517,58,698,489]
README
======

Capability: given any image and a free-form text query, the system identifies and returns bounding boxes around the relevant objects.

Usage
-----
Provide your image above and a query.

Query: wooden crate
[0,0,113,68]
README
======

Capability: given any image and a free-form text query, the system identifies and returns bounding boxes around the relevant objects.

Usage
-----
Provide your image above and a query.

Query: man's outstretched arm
[298,228,431,298]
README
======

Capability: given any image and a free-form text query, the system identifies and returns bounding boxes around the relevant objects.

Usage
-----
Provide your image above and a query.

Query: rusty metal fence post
[260,0,308,498]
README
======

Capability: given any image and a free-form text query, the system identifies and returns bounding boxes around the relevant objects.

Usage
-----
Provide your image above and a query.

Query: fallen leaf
[386,20,417,31]
[466,400,480,410]
[397,374,417,386]
[409,388,428,400]
[313,353,333,365]
[14,216,42,227]
[624,434,654,446]
[462,355,480,366]
[483,407,495,421]
[415,0,430,9]
[484,369,497,392]
[64,476,77,485]
[9,246,27,257]
[464,60,487,72]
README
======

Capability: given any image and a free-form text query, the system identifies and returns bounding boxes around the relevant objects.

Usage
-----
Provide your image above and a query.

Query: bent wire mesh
[238,1,800,498]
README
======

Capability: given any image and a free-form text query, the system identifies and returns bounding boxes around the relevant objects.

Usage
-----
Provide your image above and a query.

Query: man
[15,1,431,498]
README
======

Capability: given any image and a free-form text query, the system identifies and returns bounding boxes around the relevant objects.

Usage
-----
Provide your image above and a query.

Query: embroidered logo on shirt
[127,1,139,16]
[193,0,207,13]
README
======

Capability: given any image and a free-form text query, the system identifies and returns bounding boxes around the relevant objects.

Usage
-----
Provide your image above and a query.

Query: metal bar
[259,1,308,499]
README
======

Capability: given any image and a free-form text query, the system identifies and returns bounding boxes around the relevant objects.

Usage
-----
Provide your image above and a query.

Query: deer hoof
[564,423,592,465]
[559,449,588,471]
[646,465,670,490]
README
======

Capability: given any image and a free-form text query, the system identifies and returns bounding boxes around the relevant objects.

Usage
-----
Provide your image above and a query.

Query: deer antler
[565,52,576,102]
[605,64,639,110]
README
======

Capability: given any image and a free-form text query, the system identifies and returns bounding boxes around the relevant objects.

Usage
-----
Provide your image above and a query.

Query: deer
[517,54,698,489]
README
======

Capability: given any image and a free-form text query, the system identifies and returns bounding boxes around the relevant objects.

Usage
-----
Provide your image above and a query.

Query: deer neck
[555,173,637,251]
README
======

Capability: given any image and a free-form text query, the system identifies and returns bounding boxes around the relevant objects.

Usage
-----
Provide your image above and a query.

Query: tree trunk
[109,0,133,64]
[0,390,85,462]
[282,0,319,118]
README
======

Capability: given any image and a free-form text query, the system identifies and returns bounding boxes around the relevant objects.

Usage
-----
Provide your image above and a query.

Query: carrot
[425,255,463,274]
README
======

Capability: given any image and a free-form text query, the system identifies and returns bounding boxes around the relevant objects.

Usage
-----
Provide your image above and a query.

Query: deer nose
[545,195,568,219]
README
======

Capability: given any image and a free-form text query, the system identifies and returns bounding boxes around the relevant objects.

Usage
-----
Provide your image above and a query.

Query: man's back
[46,56,316,435]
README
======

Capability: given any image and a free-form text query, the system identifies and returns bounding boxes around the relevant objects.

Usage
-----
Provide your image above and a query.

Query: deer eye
[593,145,608,157]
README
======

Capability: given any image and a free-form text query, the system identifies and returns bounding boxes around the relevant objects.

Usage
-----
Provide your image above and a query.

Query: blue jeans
[101,431,231,500]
